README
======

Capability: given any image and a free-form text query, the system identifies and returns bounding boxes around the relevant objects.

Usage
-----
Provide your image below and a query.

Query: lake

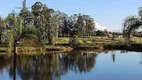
[0,50,142,80]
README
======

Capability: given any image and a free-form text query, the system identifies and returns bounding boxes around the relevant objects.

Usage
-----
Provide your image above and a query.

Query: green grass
[55,37,69,44]
[1,36,142,55]
[131,37,142,43]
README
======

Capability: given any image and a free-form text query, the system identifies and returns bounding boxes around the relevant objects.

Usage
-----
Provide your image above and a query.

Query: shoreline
[1,42,142,55]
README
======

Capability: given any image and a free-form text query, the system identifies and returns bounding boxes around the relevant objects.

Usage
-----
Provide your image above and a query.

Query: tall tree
[42,5,55,44]
[49,11,60,44]
[19,8,34,27]
[123,16,142,39]
[32,2,46,42]
[56,11,70,37]
[6,13,23,52]
[75,14,84,36]
[84,15,95,36]
[122,7,142,40]
[68,14,78,37]
[0,17,6,43]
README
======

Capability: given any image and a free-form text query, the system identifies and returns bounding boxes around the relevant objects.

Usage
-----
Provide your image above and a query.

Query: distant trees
[131,31,142,37]
[96,29,109,36]
[96,30,105,36]
[57,13,96,37]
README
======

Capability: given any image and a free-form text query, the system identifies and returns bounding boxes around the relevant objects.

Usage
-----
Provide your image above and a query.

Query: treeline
[96,29,122,37]
[131,31,142,37]
[0,2,95,45]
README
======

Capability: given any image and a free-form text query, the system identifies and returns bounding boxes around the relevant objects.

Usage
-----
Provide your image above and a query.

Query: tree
[19,8,34,27]
[138,7,142,18]
[6,13,23,52]
[32,2,45,42]
[96,30,105,36]
[0,17,5,27]
[5,13,23,80]
[122,16,141,40]
[42,5,55,44]
[0,17,6,43]
[75,14,84,36]
[57,12,70,37]
[122,7,142,40]
[32,2,56,45]
[68,14,78,37]
[49,11,60,44]
[84,15,95,37]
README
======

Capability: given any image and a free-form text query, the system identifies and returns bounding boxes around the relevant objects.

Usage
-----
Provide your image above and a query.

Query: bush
[86,41,92,44]
[78,40,83,45]
[69,35,79,47]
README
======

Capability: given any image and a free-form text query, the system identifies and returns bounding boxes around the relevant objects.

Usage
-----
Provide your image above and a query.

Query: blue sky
[0,0,142,32]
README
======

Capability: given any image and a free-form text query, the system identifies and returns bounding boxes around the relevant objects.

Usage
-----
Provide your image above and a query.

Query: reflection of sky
[0,69,11,80]
[0,68,22,80]
[0,51,142,80]
[62,51,142,80]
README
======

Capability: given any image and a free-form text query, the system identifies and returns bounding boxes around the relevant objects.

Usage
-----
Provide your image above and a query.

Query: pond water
[0,50,142,80]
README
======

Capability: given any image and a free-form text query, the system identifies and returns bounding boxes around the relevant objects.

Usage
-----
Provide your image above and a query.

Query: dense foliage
[123,7,142,39]
[0,2,96,47]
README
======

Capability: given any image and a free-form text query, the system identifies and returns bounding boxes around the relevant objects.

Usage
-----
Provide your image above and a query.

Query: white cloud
[95,22,107,31]
[109,28,122,32]
[95,22,122,32]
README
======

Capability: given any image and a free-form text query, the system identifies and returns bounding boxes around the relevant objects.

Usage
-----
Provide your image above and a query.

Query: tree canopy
[123,7,142,39]
[0,1,96,52]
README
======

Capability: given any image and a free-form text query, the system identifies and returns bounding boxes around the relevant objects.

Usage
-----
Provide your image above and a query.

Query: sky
[0,0,142,32]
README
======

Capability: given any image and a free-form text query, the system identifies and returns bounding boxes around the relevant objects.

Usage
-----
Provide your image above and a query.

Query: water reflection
[0,55,12,72]
[111,51,116,63]
[5,51,98,80]
[0,51,142,80]
[140,53,142,65]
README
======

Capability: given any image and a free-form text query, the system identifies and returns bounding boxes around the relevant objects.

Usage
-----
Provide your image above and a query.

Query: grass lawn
[55,36,142,45]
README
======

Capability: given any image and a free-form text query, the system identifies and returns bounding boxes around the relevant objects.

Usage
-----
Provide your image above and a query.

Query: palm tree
[123,7,142,40]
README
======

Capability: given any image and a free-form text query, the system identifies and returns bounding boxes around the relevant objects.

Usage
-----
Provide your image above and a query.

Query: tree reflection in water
[6,51,98,80]
[111,51,116,63]
[1,51,142,80]
[0,55,12,73]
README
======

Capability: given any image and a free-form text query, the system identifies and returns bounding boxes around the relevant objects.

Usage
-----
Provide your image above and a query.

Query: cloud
[109,28,122,32]
[95,22,107,31]
[95,22,122,32]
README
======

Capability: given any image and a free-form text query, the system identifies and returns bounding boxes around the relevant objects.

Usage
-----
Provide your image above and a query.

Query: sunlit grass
[1,36,142,55]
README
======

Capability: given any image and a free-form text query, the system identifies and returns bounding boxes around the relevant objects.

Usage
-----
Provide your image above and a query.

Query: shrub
[78,40,83,45]
[86,41,92,44]
[69,35,79,47]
